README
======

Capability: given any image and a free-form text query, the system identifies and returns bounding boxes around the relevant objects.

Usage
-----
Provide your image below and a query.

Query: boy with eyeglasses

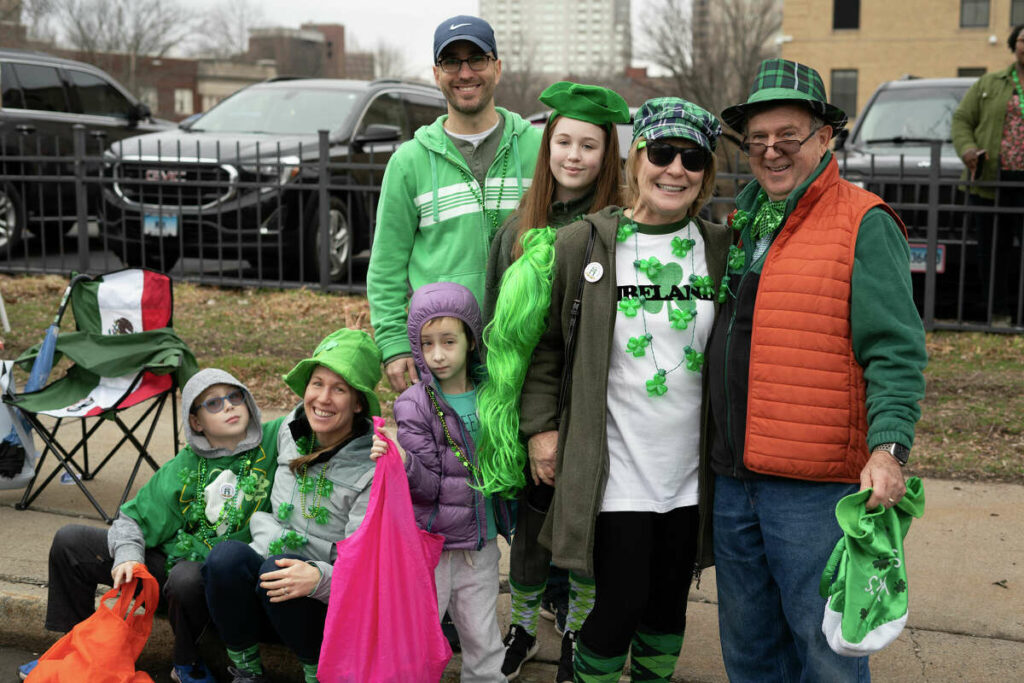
[705,58,927,682]
[367,14,542,393]
[20,369,284,683]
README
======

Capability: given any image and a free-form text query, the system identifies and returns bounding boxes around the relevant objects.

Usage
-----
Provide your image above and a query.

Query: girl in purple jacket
[384,281,513,682]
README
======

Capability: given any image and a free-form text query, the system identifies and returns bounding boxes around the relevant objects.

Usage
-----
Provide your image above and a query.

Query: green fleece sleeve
[119,453,189,549]
[367,149,419,362]
[851,208,928,450]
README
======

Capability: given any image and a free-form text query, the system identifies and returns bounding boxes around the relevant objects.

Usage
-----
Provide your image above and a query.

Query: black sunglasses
[192,389,245,414]
[640,141,710,172]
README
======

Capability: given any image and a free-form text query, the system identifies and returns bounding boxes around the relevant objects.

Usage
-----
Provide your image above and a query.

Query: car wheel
[290,195,352,283]
[0,183,25,257]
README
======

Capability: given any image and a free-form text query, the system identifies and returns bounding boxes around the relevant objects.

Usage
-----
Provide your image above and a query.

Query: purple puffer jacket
[393,281,513,550]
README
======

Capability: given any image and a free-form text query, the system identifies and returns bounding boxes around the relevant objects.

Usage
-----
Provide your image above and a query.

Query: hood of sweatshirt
[406,282,484,386]
[181,368,263,459]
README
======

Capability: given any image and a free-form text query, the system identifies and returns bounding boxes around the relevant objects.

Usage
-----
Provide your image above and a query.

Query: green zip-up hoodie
[367,109,543,362]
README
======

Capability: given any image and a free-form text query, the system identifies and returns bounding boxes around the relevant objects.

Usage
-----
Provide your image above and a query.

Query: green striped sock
[226,645,262,675]
[509,578,545,636]
[629,628,684,682]
[566,572,596,633]
[574,639,627,683]
[301,661,318,682]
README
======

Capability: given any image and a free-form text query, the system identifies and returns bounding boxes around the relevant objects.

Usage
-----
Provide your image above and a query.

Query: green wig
[475,226,558,499]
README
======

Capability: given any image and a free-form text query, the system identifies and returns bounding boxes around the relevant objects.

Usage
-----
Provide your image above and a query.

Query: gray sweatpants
[435,539,505,682]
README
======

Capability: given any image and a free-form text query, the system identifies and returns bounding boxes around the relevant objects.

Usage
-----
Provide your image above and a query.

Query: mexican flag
[12,270,195,418]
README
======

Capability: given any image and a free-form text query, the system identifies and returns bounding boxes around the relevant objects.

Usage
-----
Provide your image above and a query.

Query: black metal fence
[2,131,1022,333]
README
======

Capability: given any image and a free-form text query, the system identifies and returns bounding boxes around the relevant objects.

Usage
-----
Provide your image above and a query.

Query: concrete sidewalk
[0,403,1021,681]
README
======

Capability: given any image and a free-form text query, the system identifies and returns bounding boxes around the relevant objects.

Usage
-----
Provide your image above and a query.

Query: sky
[248,0,658,80]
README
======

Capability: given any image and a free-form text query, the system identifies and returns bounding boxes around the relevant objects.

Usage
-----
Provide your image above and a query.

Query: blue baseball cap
[433,15,498,62]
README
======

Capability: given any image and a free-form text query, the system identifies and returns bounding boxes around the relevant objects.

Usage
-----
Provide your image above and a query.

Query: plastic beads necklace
[615,211,708,397]
[426,385,481,479]
[268,434,335,554]
[1013,68,1024,121]
[455,149,511,233]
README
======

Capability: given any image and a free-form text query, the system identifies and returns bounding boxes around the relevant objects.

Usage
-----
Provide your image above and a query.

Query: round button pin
[584,262,604,283]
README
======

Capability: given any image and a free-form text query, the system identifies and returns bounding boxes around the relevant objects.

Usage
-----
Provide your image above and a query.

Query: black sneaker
[442,610,461,653]
[501,623,539,680]
[556,630,576,683]
[227,666,270,683]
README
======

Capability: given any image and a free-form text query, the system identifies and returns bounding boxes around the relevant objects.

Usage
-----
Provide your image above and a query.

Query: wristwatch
[873,442,910,467]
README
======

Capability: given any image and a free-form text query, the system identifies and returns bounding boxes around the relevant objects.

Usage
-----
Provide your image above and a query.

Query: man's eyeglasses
[192,390,245,414]
[740,128,820,158]
[638,140,711,172]
[436,54,494,73]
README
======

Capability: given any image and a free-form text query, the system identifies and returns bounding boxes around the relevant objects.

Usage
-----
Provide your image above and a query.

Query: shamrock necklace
[615,212,708,397]
[269,434,337,555]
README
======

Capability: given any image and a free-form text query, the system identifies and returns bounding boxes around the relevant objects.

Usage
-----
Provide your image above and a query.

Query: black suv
[101,77,447,282]
[0,48,168,256]
[835,77,975,312]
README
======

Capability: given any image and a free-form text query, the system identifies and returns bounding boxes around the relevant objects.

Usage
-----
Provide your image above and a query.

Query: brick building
[780,0,1024,118]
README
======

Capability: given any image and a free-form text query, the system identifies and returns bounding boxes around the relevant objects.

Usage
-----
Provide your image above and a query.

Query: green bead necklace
[455,148,511,233]
[269,434,336,554]
[426,385,481,479]
[1012,68,1024,122]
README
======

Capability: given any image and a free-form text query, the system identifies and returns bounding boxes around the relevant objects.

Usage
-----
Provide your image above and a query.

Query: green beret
[538,81,630,127]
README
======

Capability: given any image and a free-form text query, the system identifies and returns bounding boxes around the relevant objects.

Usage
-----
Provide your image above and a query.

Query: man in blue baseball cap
[367,14,542,392]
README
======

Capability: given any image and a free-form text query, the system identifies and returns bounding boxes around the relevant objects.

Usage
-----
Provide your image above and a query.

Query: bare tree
[496,29,549,118]
[1,0,58,44]
[373,41,408,80]
[641,0,782,133]
[191,0,265,59]
[42,0,196,90]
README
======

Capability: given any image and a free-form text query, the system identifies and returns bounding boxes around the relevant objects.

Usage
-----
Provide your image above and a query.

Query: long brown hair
[623,136,718,219]
[512,114,623,259]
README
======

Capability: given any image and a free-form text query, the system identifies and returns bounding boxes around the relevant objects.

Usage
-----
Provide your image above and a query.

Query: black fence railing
[2,133,1022,333]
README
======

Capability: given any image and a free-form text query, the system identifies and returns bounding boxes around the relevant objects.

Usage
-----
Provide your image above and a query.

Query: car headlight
[241,155,300,184]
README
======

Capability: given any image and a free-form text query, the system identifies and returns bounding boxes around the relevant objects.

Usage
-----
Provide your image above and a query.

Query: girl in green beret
[477,81,630,681]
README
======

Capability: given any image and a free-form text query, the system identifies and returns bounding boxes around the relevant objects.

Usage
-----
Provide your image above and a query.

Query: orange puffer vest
[743,159,906,482]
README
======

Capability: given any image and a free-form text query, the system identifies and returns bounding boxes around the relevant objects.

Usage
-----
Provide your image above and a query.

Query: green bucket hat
[538,81,631,127]
[721,58,848,133]
[283,328,383,417]
[632,97,722,152]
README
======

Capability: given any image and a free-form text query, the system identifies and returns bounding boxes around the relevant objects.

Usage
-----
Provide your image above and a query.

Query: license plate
[143,213,178,238]
[908,243,945,274]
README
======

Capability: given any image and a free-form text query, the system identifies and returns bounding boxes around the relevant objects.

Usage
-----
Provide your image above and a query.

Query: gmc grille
[113,161,237,209]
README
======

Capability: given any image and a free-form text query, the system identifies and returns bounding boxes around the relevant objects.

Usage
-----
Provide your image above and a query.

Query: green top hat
[721,58,848,133]
[284,328,383,417]
[539,81,630,127]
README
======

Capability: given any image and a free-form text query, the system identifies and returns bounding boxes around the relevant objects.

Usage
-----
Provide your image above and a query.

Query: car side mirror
[352,123,402,152]
[128,102,151,126]
[834,127,849,151]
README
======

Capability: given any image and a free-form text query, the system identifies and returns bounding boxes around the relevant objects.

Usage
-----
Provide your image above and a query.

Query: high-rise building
[480,0,632,77]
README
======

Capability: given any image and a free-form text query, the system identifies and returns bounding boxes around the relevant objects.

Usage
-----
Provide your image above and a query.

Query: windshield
[189,86,361,135]
[852,85,968,149]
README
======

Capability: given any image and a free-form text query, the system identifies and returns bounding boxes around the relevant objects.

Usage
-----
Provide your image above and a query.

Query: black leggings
[578,506,699,656]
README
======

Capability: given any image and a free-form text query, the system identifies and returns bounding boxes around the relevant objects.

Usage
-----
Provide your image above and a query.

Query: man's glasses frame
[192,390,245,414]
[436,54,494,73]
[740,127,821,158]
[638,140,711,172]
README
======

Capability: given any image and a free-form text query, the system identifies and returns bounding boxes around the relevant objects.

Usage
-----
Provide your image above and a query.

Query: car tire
[289,194,352,283]
[0,183,25,257]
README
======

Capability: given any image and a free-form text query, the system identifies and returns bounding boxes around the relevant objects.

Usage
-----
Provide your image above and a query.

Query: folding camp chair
[7,269,196,522]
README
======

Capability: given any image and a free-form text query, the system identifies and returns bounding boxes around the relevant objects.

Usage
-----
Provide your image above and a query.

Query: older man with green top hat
[705,59,927,681]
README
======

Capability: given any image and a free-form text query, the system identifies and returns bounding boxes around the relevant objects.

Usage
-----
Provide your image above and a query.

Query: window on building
[830,69,858,118]
[833,0,860,29]
[957,67,987,77]
[960,0,990,27]
[1012,0,1024,24]
[139,86,159,113]
[66,69,132,118]
[174,88,194,116]
[10,63,68,112]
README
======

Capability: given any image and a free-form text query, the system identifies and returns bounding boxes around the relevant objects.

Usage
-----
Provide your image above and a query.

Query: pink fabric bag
[318,416,451,682]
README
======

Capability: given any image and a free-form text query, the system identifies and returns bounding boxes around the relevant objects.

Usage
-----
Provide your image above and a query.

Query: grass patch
[2,274,1021,481]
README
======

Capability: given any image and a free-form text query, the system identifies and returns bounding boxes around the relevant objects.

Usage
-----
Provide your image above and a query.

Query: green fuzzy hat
[283,328,382,416]
[539,81,630,127]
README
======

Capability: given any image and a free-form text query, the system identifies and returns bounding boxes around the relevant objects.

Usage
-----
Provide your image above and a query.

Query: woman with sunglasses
[202,329,382,683]
[477,80,629,681]
[518,98,730,682]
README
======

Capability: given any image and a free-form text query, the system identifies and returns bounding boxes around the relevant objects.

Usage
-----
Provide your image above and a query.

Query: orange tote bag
[28,564,160,683]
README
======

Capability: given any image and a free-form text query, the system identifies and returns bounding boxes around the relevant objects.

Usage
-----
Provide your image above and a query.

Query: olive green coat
[519,205,731,575]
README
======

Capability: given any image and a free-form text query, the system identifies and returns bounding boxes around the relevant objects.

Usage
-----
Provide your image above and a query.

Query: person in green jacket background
[21,369,282,683]
[367,14,542,392]
[951,23,1024,325]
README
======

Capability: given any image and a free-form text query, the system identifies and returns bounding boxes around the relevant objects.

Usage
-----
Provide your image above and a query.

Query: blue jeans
[713,475,870,683]
[202,540,327,664]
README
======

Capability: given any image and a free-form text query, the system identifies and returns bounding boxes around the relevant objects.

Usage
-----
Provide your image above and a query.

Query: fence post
[73,124,90,274]
[921,141,941,330]
[318,130,330,291]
